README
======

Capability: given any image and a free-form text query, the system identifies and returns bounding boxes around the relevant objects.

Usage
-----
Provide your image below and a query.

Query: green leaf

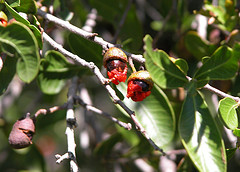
[0,55,17,95]
[5,2,42,49]
[218,97,238,130]
[184,31,217,60]
[144,35,188,89]
[205,4,225,24]
[16,0,37,14]
[194,46,237,81]
[179,91,226,172]
[6,0,20,7]
[233,128,240,137]
[68,33,102,68]
[117,83,175,148]
[226,148,237,162]
[174,58,189,75]
[233,43,240,60]
[37,50,84,95]
[0,22,39,83]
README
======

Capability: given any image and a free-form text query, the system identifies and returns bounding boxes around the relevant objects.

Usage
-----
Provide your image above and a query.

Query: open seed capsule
[8,113,35,149]
[127,70,153,102]
[103,47,128,85]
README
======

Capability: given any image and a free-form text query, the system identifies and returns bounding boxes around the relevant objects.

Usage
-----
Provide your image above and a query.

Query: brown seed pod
[8,113,35,149]
[127,70,154,91]
[103,47,128,68]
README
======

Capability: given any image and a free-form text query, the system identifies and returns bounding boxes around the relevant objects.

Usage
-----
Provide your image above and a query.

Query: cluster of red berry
[103,47,153,102]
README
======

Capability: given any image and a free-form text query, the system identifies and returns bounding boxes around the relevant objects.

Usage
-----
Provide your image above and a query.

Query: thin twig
[37,9,145,64]
[128,56,137,73]
[74,96,132,130]
[187,76,240,102]
[203,83,240,102]
[34,104,67,118]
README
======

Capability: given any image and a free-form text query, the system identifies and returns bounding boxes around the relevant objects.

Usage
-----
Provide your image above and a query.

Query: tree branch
[37,9,145,64]
[63,76,79,172]
[34,104,67,118]
[74,96,132,130]
[42,32,165,155]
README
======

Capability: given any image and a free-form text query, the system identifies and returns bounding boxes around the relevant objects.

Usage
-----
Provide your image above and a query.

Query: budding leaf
[144,34,188,89]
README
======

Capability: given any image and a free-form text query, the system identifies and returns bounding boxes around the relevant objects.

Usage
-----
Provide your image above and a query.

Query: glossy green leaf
[0,55,17,95]
[184,31,216,60]
[16,0,37,14]
[218,97,238,130]
[179,91,226,172]
[5,2,42,49]
[226,148,237,162]
[233,128,240,137]
[194,46,237,81]
[144,35,188,89]
[37,50,84,95]
[68,33,102,68]
[0,22,39,83]
[117,83,175,148]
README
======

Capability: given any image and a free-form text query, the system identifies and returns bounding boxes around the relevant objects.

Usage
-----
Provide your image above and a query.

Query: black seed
[107,59,126,71]
[133,80,149,91]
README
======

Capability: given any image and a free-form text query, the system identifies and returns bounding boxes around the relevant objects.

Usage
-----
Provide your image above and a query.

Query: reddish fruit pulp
[0,19,7,27]
[107,60,127,85]
[127,80,151,102]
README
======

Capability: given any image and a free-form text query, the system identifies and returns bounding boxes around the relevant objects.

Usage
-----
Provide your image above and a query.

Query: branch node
[67,118,77,127]
[55,153,69,164]
[87,33,98,40]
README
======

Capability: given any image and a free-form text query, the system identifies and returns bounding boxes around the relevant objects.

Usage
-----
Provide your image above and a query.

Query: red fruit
[8,113,35,149]
[0,11,8,27]
[127,71,153,102]
[0,19,7,27]
[103,47,128,85]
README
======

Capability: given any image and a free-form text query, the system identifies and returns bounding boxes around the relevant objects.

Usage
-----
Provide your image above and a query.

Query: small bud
[103,47,128,85]
[8,113,35,149]
[127,70,153,102]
